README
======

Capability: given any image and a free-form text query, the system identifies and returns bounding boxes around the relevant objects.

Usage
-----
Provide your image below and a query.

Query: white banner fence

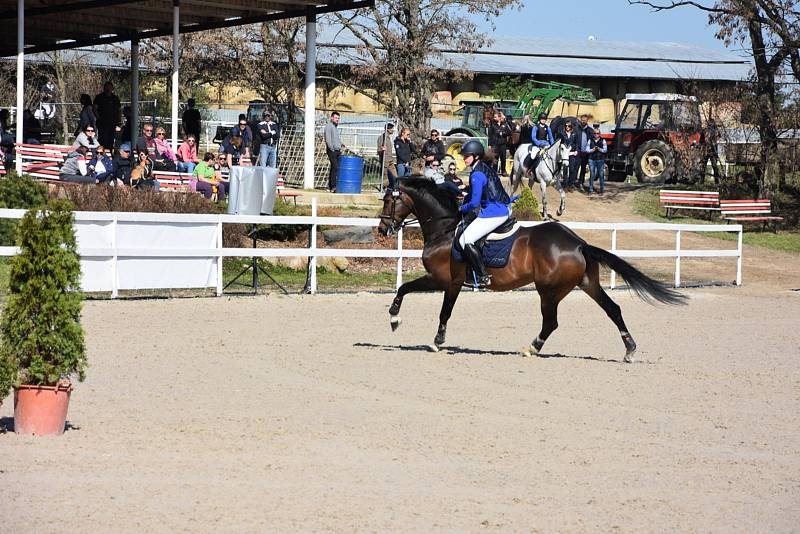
[0,202,743,297]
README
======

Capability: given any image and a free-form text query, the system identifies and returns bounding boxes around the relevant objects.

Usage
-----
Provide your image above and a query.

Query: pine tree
[0,199,86,398]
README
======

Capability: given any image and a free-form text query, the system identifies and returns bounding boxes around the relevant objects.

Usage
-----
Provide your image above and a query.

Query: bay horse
[378,179,686,362]
[509,140,570,220]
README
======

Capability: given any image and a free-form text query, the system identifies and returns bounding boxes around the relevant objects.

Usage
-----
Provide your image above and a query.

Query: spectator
[131,149,160,190]
[220,132,243,168]
[22,109,42,144]
[443,161,466,196]
[78,93,96,134]
[88,146,115,184]
[421,129,446,166]
[60,146,94,184]
[229,113,253,161]
[586,127,607,194]
[182,98,202,140]
[176,135,199,173]
[576,113,594,191]
[324,111,345,192]
[377,123,396,189]
[519,114,534,145]
[135,122,158,159]
[72,124,99,150]
[558,121,580,189]
[93,81,121,150]
[394,127,415,178]
[193,152,226,201]
[256,111,280,168]
[112,142,133,185]
[489,110,512,176]
[423,160,445,184]
[153,126,177,171]
[0,109,13,146]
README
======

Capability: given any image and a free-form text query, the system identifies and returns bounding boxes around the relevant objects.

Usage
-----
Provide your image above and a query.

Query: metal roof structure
[0,0,372,57]
[315,29,752,82]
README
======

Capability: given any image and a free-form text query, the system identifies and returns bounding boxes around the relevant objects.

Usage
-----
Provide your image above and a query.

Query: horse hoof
[556,209,564,217]
[624,349,636,363]
[390,316,402,332]
[521,345,539,357]
[427,344,440,353]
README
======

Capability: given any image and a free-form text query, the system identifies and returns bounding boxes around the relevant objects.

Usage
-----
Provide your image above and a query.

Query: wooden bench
[720,199,784,230]
[660,189,720,219]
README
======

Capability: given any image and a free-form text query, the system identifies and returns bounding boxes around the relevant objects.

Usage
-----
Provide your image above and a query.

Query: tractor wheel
[633,140,675,184]
[444,133,470,171]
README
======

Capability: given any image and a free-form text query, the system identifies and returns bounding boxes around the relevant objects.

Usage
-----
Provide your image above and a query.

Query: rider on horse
[458,139,513,288]
[528,113,554,168]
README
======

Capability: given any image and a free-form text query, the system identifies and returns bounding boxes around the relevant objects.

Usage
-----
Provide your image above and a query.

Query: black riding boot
[464,243,491,287]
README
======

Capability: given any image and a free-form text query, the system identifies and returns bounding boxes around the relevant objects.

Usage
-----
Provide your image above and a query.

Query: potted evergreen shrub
[0,199,87,436]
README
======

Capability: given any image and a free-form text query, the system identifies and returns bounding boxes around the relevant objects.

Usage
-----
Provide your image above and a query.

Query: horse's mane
[399,177,460,216]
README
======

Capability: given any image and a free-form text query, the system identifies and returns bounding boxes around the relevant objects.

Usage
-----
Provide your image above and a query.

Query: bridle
[380,190,418,236]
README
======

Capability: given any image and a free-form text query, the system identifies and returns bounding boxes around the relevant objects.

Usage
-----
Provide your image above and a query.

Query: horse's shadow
[354,342,645,364]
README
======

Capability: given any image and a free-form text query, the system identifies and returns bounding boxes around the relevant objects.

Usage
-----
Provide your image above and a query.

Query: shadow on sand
[354,342,650,364]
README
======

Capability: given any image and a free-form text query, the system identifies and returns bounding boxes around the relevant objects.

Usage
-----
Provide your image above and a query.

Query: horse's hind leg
[430,284,462,352]
[579,260,637,362]
[389,274,440,331]
[523,285,572,357]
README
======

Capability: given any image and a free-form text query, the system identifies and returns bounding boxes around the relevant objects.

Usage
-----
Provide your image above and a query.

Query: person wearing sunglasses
[443,162,465,196]
[176,135,199,173]
[72,123,99,150]
[421,129,445,166]
[151,126,177,171]
[558,121,580,189]
[135,123,158,160]
[229,113,253,162]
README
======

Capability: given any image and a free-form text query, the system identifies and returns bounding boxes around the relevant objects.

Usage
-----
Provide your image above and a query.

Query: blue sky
[486,0,731,52]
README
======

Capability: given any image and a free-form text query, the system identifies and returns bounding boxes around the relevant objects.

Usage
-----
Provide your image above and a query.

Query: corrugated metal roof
[315,27,752,82]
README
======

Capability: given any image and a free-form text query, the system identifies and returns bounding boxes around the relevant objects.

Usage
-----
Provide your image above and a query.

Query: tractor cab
[608,93,703,183]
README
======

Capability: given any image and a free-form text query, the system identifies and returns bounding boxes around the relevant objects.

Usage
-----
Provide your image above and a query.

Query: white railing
[0,203,743,296]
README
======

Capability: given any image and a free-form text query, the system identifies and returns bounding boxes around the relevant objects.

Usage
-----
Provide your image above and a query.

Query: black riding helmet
[459,139,485,159]
[538,112,547,120]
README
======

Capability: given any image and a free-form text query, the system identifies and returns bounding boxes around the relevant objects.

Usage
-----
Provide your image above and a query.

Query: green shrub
[0,172,48,245]
[0,200,86,398]
[512,185,542,221]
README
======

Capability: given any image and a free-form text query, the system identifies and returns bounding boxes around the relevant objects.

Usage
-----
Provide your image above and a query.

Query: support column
[15,0,24,174]
[171,0,180,149]
[303,9,316,189]
[131,37,139,149]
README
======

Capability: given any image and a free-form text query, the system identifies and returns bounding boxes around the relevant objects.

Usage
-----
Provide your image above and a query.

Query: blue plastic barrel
[337,155,364,193]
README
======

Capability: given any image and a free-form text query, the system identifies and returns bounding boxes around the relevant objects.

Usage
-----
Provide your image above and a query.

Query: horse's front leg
[538,173,550,220]
[430,284,463,352]
[554,175,566,217]
[389,274,441,331]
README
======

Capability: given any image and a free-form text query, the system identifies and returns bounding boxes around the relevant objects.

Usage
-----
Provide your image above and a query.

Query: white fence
[0,203,743,296]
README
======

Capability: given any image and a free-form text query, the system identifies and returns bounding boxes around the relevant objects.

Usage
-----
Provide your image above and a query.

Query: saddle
[452,217,521,269]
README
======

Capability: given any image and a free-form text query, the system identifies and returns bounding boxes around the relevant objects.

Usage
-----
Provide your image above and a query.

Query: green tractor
[443,81,596,169]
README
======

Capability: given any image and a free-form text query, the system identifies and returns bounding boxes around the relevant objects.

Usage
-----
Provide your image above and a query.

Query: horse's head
[378,188,414,236]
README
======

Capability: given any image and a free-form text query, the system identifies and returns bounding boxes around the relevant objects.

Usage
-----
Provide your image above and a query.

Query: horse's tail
[582,244,687,305]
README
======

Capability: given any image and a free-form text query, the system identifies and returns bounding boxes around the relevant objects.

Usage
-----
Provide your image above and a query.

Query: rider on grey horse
[528,113,554,164]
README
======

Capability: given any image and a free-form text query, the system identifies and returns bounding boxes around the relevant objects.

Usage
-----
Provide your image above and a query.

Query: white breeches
[459,213,510,248]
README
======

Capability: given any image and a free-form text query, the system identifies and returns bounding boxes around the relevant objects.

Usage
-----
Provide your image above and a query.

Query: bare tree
[332,0,521,138]
[629,0,800,194]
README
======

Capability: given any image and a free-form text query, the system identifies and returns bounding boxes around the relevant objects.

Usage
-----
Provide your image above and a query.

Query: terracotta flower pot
[13,383,73,436]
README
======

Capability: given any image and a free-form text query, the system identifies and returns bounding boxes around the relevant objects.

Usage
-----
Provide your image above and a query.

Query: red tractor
[606,93,704,184]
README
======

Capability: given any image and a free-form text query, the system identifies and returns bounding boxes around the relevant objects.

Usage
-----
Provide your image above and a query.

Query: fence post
[610,227,617,289]
[396,226,404,290]
[310,197,318,294]
[216,217,223,296]
[675,229,682,288]
[736,227,743,286]
[111,215,118,299]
